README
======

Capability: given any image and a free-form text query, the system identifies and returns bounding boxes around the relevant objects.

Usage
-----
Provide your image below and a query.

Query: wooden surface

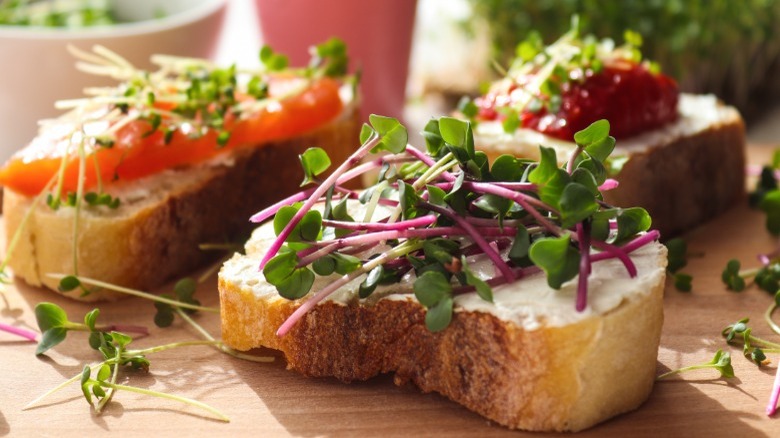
[2,147,780,437]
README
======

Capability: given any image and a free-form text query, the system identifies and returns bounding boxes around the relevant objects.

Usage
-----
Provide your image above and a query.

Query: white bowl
[0,0,228,162]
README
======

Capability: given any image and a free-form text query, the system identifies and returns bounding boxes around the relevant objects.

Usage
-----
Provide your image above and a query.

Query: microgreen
[665,238,688,273]
[34,303,148,356]
[457,97,479,120]
[254,115,659,335]
[83,192,121,209]
[673,273,693,292]
[722,318,780,367]
[78,363,229,421]
[656,350,735,380]
[529,235,581,289]
[760,191,780,236]
[722,259,746,292]
[259,45,289,71]
[309,38,349,78]
[299,147,332,186]
[154,278,201,328]
[414,271,454,332]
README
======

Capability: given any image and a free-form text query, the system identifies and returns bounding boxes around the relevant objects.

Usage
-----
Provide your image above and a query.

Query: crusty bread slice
[219,220,667,432]
[474,94,746,237]
[3,110,361,300]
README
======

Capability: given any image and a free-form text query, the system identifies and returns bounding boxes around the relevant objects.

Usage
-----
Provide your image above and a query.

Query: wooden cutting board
[2,146,780,437]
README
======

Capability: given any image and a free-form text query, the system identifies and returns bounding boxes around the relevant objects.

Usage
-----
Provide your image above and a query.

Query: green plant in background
[0,0,117,27]
[467,0,780,120]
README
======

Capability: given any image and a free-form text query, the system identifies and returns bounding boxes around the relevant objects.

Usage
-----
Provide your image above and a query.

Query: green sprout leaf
[299,147,331,186]
[573,119,610,148]
[614,207,652,244]
[528,146,569,208]
[508,225,532,266]
[529,235,581,289]
[723,317,749,343]
[759,190,780,235]
[359,265,384,298]
[490,154,523,181]
[263,247,315,300]
[260,45,289,71]
[657,349,735,380]
[461,256,493,302]
[425,297,453,333]
[665,238,688,273]
[501,111,520,134]
[558,182,598,229]
[413,271,452,308]
[369,115,407,154]
[438,117,469,148]
[273,205,322,242]
[420,120,443,156]
[457,96,478,119]
[58,275,81,292]
[673,273,693,292]
[34,302,80,355]
[721,259,746,291]
[310,37,348,77]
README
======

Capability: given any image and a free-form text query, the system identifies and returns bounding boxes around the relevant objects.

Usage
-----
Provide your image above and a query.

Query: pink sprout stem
[321,214,436,232]
[423,202,516,282]
[576,222,592,311]
[0,323,38,342]
[767,362,780,416]
[259,135,382,269]
[459,181,561,235]
[309,226,516,250]
[590,230,661,264]
[591,240,637,278]
[250,150,410,224]
[404,146,457,182]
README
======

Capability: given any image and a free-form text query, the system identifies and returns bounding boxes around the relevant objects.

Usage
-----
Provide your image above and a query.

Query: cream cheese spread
[474,94,740,163]
[220,203,667,331]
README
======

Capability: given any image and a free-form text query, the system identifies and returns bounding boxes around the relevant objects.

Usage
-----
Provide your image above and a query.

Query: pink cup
[255,0,417,121]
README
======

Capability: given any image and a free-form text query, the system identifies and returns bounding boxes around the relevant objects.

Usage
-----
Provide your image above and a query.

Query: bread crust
[604,117,745,237]
[3,112,361,300]
[218,245,666,432]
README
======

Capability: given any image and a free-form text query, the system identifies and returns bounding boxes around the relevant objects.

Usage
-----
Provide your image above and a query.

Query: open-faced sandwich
[219,115,667,431]
[465,21,745,237]
[0,40,360,300]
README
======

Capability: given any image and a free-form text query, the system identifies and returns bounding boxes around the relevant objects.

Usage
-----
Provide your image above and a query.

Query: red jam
[477,61,679,140]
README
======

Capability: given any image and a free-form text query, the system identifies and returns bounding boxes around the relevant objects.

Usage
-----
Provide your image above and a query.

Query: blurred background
[2,0,779,155]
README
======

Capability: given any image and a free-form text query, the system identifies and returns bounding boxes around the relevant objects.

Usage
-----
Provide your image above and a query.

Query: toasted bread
[219,218,667,432]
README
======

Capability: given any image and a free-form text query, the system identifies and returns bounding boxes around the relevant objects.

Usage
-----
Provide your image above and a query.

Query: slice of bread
[474,94,746,237]
[3,109,361,300]
[218,218,667,432]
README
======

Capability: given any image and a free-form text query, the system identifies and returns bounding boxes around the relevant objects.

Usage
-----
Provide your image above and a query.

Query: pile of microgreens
[24,272,271,421]
[456,15,654,135]
[0,0,117,27]
[254,114,658,335]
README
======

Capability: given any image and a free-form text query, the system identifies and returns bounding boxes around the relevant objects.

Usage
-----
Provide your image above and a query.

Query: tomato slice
[0,77,344,197]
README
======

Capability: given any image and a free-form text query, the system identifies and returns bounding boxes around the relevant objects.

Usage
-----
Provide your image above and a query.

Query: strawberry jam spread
[477,61,679,141]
